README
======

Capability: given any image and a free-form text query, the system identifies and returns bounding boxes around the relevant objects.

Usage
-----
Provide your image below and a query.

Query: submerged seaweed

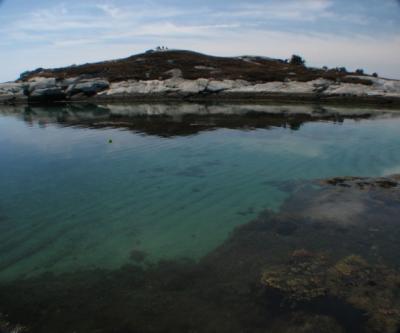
[1,99,400,333]
[0,175,399,332]
[262,252,400,333]
[0,313,26,333]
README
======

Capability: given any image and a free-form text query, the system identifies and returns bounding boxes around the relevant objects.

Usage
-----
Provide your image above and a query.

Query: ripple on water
[1,108,400,281]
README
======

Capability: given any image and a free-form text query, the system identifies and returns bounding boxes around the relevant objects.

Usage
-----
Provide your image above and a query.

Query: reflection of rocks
[262,252,400,333]
[1,103,399,138]
[294,189,367,226]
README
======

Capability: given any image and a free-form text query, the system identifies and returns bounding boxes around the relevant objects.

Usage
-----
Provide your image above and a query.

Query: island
[1,49,400,105]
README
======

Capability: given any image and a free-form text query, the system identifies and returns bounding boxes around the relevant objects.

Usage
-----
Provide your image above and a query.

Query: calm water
[0,103,400,333]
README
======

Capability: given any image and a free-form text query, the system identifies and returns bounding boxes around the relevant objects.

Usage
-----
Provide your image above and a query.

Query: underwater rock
[261,251,400,333]
[129,249,148,263]
[0,314,27,333]
[270,312,345,333]
[278,174,400,228]
[323,175,400,190]
[261,250,330,302]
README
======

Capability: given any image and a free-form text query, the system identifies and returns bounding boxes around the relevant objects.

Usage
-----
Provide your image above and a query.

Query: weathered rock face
[0,77,110,103]
[66,79,109,96]
[0,83,27,103]
[0,75,400,104]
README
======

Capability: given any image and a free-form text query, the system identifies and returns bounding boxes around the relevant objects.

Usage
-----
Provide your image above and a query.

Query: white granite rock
[0,83,27,102]
[1,74,400,103]
[27,77,57,93]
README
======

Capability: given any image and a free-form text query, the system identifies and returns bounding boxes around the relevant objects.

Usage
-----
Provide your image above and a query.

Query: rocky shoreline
[1,75,400,106]
[2,50,400,106]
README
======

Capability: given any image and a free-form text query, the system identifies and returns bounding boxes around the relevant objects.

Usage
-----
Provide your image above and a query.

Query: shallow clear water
[1,104,400,333]
[1,104,400,281]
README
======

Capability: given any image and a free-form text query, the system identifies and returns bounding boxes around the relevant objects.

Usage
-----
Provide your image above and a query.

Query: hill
[0,49,399,105]
[19,50,371,85]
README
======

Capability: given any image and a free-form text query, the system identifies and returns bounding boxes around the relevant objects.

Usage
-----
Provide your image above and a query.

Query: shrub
[355,69,364,75]
[372,72,379,78]
[290,55,306,66]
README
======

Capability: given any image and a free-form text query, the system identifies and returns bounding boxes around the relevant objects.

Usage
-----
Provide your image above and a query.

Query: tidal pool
[0,103,400,333]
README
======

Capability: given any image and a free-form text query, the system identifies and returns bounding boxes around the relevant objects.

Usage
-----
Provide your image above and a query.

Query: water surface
[0,103,400,333]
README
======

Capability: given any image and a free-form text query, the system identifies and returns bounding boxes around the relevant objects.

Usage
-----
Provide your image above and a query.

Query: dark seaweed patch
[129,249,148,263]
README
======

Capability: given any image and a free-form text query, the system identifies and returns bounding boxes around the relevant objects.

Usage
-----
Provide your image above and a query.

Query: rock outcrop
[1,75,399,105]
[1,49,400,104]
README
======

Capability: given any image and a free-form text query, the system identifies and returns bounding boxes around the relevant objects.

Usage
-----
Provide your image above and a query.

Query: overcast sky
[0,0,399,82]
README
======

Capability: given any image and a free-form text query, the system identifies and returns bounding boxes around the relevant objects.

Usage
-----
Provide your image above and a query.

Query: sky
[0,0,399,82]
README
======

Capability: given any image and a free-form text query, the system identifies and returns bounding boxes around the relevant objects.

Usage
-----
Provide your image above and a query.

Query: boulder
[176,78,209,95]
[206,80,247,93]
[66,79,109,96]
[30,87,65,98]
[27,77,57,93]
[59,77,80,90]
[0,83,27,103]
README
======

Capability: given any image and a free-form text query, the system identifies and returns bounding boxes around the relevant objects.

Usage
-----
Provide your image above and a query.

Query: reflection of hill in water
[1,103,399,137]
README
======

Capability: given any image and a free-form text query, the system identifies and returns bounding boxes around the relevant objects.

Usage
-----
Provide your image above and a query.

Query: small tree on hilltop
[355,69,364,75]
[290,55,306,66]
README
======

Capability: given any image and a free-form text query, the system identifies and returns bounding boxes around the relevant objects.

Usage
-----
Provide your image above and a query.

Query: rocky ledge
[1,50,400,105]
[1,75,400,105]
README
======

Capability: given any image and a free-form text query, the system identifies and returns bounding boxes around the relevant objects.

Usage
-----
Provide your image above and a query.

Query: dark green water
[0,103,400,333]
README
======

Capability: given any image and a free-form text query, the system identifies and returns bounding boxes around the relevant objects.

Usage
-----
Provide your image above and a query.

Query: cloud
[212,0,334,22]
[96,4,121,18]
[0,0,399,82]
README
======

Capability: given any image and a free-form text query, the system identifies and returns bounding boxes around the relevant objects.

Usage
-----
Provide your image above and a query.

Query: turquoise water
[1,105,400,281]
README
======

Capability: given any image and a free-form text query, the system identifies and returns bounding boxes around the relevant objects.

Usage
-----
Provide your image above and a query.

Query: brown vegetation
[19,50,371,84]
